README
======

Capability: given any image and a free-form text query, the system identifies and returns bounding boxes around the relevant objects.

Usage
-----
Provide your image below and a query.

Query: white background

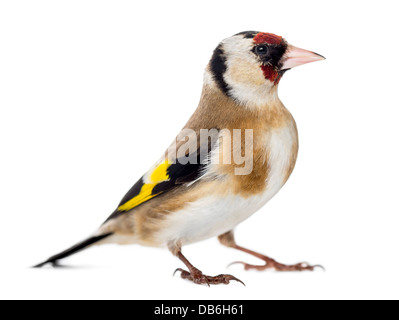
[1,0,398,300]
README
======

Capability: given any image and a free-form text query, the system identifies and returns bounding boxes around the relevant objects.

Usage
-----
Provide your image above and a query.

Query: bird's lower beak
[281,44,325,70]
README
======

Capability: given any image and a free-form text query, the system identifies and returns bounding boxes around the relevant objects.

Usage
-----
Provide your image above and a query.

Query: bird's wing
[104,149,209,222]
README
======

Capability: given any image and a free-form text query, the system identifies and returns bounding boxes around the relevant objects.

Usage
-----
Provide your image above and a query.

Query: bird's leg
[219,231,322,272]
[174,251,245,286]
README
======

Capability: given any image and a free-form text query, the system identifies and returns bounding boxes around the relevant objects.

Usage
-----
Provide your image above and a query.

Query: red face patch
[261,65,283,85]
[260,65,279,83]
[253,32,283,45]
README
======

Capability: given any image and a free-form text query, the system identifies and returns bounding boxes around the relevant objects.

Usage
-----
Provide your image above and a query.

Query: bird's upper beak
[281,44,325,70]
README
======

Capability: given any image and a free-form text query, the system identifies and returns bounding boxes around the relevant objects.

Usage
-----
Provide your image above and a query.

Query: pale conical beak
[281,44,325,70]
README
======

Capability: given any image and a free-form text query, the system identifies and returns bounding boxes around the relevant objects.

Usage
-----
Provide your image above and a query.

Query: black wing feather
[104,151,207,223]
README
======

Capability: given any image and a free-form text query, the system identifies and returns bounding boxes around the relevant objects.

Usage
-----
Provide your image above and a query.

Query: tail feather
[33,233,113,268]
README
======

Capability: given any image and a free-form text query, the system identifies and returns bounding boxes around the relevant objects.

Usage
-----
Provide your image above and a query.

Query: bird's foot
[230,257,323,272]
[174,268,245,286]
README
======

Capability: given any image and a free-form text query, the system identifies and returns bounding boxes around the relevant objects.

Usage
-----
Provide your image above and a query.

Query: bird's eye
[255,45,268,55]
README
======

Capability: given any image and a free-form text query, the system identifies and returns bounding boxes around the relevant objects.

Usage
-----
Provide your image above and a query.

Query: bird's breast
[214,115,299,201]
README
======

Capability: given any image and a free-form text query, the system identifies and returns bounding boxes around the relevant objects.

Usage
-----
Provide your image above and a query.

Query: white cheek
[222,36,279,108]
[224,62,276,108]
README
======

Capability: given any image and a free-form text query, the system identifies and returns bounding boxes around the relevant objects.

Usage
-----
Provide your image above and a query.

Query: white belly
[156,124,297,247]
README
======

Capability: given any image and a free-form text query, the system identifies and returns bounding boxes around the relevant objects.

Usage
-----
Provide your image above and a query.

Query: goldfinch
[35,31,325,286]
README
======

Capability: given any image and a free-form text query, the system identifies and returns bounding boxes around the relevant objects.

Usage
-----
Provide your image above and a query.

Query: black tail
[33,233,113,268]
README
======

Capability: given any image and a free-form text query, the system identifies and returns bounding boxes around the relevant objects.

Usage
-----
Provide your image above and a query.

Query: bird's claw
[174,268,245,286]
[312,264,326,271]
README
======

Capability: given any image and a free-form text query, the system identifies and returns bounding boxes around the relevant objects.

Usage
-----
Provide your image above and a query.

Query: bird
[34,31,325,286]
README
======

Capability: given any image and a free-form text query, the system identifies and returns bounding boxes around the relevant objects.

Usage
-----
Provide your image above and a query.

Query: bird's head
[207,31,325,107]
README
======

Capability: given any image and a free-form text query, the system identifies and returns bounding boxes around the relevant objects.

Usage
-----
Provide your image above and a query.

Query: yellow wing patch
[150,161,171,182]
[117,161,171,212]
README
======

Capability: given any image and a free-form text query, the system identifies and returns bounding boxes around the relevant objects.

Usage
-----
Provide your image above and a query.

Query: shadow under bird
[35,31,325,286]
